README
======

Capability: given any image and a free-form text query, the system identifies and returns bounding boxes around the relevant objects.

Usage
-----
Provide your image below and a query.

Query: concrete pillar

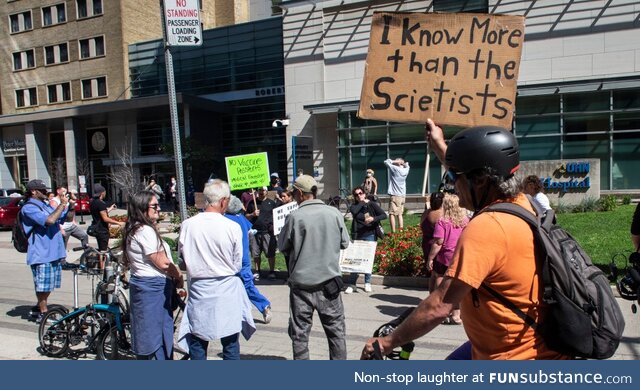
[64,118,78,191]
[0,139,14,187]
[25,123,51,186]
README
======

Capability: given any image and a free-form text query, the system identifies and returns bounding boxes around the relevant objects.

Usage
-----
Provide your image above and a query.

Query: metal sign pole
[160,0,188,222]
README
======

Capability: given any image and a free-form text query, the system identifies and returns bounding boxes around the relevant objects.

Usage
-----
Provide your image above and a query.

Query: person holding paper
[345,186,387,294]
[384,158,410,232]
[245,187,278,280]
[361,120,568,360]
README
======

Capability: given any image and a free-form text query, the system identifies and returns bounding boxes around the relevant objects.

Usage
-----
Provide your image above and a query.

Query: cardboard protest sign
[225,152,270,191]
[359,12,525,128]
[339,240,378,275]
[273,202,299,235]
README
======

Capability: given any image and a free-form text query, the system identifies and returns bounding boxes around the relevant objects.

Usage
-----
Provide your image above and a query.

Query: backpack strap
[480,282,538,330]
[476,195,552,331]
[21,200,46,240]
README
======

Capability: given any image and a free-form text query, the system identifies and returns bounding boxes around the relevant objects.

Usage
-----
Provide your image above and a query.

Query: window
[12,49,35,71]
[81,76,107,99]
[77,0,102,19]
[9,11,33,33]
[42,3,66,26]
[15,87,38,108]
[79,36,105,59]
[44,43,69,65]
[47,82,71,104]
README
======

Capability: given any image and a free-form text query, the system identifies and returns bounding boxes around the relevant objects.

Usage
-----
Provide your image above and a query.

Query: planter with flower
[374,226,428,277]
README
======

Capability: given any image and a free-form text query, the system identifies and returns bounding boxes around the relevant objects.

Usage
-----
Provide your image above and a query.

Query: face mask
[367,173,372,177]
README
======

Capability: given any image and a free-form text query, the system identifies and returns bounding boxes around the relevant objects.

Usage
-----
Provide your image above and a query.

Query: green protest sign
[225,152,270,191]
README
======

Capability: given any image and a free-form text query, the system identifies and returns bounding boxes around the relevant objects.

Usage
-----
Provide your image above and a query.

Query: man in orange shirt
[361,120,568,360]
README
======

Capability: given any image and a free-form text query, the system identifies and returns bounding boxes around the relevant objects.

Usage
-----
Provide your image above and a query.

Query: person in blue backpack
[21,179,69,323]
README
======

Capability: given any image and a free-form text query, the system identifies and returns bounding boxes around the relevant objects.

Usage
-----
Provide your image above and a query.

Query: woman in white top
[523,175,552,212]
[123,190,183,360]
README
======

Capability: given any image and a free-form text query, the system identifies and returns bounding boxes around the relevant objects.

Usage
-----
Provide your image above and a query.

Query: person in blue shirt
[21,179,69,323]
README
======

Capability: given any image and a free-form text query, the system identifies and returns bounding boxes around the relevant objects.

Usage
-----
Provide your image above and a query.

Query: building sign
[519,159,600,206]
[163,0,202,46]
[2,139,26,154]
[543,162,591,193]
[292,136,314,177]
[225,152,270,191]
[358,12,525,129]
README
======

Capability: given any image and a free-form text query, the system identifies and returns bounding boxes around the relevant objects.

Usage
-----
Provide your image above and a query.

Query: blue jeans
[446,341,472,360]
[349,233,375,285]
[187,333,240,360]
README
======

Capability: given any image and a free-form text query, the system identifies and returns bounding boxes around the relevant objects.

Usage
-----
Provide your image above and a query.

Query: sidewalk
[0,225,638,360]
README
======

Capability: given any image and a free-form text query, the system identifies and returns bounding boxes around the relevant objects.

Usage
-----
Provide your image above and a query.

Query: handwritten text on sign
[273,202,299,236]
[225,152,270,191]
[359,12,525,128]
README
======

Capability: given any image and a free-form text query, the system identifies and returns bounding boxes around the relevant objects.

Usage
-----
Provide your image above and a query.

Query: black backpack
[12,202,43,253]
[479,195,625,359]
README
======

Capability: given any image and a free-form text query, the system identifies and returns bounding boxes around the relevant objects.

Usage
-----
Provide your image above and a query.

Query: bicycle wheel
[96,321,135,360]
[38,308,70,357]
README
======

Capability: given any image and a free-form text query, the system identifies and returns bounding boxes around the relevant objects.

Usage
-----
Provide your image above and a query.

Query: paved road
[0,226,638,360]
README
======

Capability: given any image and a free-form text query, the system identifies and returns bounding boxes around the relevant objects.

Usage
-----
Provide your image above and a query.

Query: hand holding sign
[359,12,525,129]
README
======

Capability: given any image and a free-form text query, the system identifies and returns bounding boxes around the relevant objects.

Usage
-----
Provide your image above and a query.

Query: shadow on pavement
[369,293,422,306]
[374,304,417,318]
[215,353,287,360]
[6,305,34,321]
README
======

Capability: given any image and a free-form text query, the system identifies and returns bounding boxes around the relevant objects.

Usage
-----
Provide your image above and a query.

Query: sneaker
[267,272,277,280]
[29,306,40,318]
[364,283,372,293]
[35,312,47,324]
[263,306,272,324]
[344,286,354,294]
[253,273,260,281]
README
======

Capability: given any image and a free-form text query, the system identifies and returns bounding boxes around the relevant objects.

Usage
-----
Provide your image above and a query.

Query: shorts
[31,260,63,293]
[388,195,406,216]
[250,232,276,258]
[432,260,449,276]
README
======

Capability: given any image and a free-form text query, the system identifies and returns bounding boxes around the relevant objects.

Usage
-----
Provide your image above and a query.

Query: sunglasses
[148,204,160,210]
[445,169,463,183]
[354,191,365,196]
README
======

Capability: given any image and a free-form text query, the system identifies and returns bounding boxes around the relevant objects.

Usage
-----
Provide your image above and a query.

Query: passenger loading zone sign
[163,0,202,46]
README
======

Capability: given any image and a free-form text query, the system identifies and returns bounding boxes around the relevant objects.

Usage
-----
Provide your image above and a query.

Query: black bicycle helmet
[445,126,520,178]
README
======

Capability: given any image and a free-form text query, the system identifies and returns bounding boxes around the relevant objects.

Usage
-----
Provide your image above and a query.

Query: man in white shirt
[384,158,410,232]
[177,179,255,360]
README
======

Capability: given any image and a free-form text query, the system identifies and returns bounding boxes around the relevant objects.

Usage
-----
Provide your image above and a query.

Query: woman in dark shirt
[345,186,387,294]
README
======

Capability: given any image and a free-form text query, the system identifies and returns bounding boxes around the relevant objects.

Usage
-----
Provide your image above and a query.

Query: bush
[555,200,573,214]
[622,195,631,205]
[572,196,600,213]
[171,206,201,232]
[598,195,618,212]
[374,226,427,277]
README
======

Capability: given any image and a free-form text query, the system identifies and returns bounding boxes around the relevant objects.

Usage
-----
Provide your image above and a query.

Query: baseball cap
[26,179,47,192]
[270,172,279,178]
[93,184,106,197]
[289,174,317,193]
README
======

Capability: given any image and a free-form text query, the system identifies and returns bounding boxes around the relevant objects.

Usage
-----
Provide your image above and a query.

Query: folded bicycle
[38,246,134,360]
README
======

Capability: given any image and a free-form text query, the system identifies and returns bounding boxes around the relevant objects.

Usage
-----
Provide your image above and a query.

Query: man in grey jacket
[277,174,350,360]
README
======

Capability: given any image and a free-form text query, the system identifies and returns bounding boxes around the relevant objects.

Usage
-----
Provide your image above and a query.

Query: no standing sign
[163,0,202,46]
